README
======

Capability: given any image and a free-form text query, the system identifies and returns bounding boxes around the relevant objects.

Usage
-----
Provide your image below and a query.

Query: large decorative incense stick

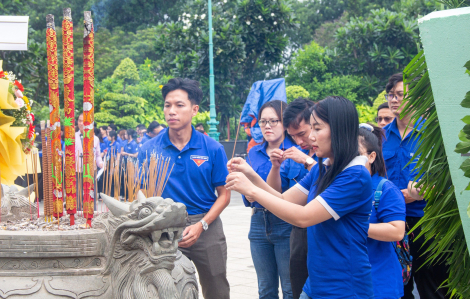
[46,14,64,219]
[45,123,54,222]
[41,121,48,219]
[62,8,77,225]
[82,11,95,227]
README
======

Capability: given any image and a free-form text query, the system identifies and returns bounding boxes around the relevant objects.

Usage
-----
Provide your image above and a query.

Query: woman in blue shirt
[244,100,296,299]
[359,123,406,299]
[227,96,375,298]
[122,129,139,161]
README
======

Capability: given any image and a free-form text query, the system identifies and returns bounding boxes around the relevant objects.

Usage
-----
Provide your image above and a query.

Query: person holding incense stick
[266,97,317,299]
[226,96,374,298]
[240,99,297,299]
[138,77,230,299]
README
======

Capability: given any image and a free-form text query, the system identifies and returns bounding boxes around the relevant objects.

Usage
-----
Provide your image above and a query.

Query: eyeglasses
[376,116,394,123]
[384,93,404,101]
[258,120,280,127]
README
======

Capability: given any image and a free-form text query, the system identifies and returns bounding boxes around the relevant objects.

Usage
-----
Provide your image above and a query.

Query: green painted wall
[419,7,470,248]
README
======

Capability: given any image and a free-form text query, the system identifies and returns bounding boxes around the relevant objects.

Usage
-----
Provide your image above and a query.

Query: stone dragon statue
[95,191,199,299]
[0,184,37,221]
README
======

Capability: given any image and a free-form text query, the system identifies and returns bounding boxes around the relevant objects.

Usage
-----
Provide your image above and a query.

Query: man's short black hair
[147,121,161,133]
[162,77,203,105]
[100,125,108,130]
[195,123,204,128]
[108,124,117,131]
[136,124,146,131]
[283,97,315,129]
[109,130,117,139]
[385,73,403,93]
[377,102,390,114]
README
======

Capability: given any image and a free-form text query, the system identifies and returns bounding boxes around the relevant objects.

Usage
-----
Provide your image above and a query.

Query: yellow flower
[23,96,29,103]
[159,85,163,89]
[148,64,151,67]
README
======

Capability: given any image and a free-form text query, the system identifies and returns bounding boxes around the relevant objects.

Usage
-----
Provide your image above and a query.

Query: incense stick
[33,150,40,219]
[26,156,32,221]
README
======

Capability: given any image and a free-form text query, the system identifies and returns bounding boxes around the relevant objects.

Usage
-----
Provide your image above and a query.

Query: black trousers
[403,216,450,299]
[289,226,309,299]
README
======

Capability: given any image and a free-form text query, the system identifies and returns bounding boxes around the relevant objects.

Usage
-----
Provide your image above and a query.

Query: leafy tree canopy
[154,0,296,139]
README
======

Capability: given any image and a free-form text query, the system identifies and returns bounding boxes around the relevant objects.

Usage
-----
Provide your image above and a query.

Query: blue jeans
[249,208,293,299]
[299,291,311,299]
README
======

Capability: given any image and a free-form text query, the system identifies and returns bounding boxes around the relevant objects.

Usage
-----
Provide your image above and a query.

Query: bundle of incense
[78,154,84,218]
[62,8,77,225]
[82,11,95,227]
[25,156,31,220]
[145,154,174,198]
[113,160,121,201]
[46,14,64,219]
[125,159,142,202]
[32,149,40,219]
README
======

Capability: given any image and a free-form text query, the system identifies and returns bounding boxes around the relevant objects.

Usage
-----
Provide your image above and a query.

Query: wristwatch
[304,157,315,169]
[199,219,209,231]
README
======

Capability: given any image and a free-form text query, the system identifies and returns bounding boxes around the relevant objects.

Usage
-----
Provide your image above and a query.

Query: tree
[112,57,140,92]
[95,93,144,128]
[285,41,365,104]
[286,85,310,103]
[154,0,296,139]
[331,9,419,99]
[91,0,184,31]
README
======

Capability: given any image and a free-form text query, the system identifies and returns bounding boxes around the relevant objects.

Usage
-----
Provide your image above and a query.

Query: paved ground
[195,191,260,298]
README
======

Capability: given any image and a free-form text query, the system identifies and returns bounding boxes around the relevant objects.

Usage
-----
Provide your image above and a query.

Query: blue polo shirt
[383,118,425,217]
[139,133,153,147]
[296,156,374,298]
[100,136,109,153]
[138,127,229,215]
[108,141,120,158]
[280,151,317,189]
[243,137,297,208]
[368,173,406,299]
[124,139,139,154]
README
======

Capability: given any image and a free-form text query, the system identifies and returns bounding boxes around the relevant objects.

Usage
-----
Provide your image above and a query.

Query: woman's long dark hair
[258,100,295,146]
[359,124,387,177]
[313,96,359,197]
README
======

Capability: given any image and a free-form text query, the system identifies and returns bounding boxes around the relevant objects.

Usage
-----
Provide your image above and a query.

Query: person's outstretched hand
[226,172,256,201]
[227,157,256,178]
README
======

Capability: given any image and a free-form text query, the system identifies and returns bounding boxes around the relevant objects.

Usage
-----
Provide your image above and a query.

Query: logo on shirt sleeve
[190,155,209,167]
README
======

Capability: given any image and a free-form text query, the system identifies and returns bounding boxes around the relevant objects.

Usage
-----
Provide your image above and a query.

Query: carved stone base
[0,230,198,298]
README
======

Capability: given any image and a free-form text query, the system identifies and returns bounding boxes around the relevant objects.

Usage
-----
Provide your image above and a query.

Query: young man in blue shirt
[382,73,449,299]
[138,78,230,299]
[266,98,317,299]
[140,121,164,146]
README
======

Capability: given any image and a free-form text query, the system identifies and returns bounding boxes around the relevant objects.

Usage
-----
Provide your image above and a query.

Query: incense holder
[0,191,198,298]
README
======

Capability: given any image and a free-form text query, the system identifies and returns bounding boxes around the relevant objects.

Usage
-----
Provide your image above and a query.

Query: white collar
[322,156,367,171]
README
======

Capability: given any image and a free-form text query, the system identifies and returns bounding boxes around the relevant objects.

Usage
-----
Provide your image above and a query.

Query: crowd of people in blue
[32,73,449,299]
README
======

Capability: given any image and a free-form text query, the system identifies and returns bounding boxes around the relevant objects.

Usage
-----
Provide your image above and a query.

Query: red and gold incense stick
[46,14,64,219]
[82,11,95,227]
[62,8,77,225]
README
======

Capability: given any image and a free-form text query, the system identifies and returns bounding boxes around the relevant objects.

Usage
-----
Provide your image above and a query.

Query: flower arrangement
[0,69,36,154]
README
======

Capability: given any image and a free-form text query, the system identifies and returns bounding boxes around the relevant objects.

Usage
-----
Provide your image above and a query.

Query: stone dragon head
[94,191,197,299]
[0,184,37,221]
